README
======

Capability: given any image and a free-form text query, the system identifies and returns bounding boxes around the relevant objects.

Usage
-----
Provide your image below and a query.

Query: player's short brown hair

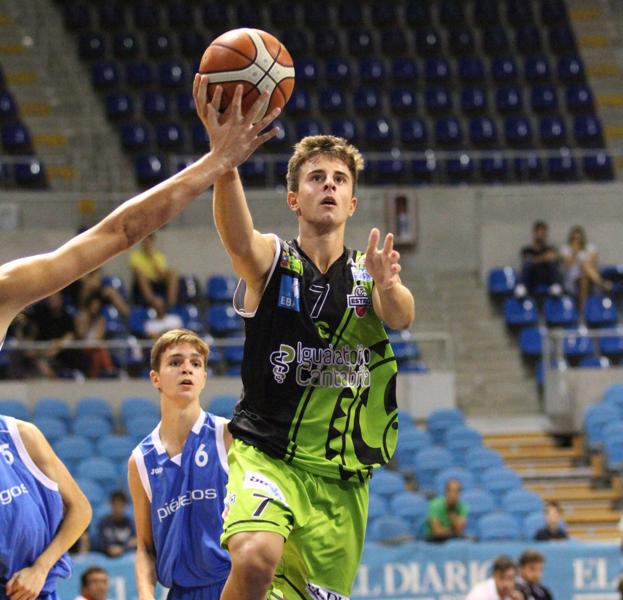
[150,328,209,371]
[492,555,516,574]
[286,135,364,193]
[519,549,545,567]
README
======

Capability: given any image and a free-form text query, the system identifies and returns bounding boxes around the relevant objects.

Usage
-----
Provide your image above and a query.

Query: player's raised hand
[6,564,47,600]
[365,228,402,291]
[193,74,280,170]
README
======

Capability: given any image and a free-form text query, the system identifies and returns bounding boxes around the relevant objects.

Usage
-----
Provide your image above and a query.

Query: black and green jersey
[229,236,398,482]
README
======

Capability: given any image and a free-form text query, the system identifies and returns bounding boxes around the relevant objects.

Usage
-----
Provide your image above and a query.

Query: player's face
[150,343,207,401]
[494,568,516,596]
[520,561,543,585]
[288,155,357,228]
[84,572,108,600]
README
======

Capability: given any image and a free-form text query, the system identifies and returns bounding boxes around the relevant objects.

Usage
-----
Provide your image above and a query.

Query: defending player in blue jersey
[128,329,233,600]
[0,416,91,600]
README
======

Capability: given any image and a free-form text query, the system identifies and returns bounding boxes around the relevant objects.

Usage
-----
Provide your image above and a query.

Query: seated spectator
[95,490,137,557]
[516,549,554,600]
[74,292,117,378]
[143,305,183,339]
[520,221,560,295]
[534,501,568,541]
[425,479,468,542]
[30,292,85,378]
[74,566,109,600]
[129,233,178,312]
[65,268,129,318]
[466,555,520,600]
[561,225,611,312]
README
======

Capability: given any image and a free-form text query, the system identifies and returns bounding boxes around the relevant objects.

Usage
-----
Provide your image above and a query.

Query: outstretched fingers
[367,227,380,256]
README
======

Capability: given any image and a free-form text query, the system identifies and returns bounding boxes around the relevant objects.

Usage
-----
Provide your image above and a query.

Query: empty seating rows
[583,384,623,472]
[58,0,611,186]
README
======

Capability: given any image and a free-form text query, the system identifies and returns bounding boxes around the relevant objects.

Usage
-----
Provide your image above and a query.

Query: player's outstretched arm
[366,228,415,330]
[5,421,91,600]
[194,77,277,292]
[128,456,157,600]
[0,79,280,339]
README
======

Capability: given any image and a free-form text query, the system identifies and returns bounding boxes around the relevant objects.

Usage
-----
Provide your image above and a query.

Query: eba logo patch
[278,275,300,312]
[347,285,370,317]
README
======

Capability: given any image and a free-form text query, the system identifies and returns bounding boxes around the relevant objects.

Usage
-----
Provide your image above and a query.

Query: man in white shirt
[73,566,109,600]
[467,555,522,600]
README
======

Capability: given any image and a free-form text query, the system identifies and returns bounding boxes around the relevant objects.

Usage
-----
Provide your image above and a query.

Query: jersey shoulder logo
[278,275,300,312]
[279,252,303,276]
[347,285,370,317]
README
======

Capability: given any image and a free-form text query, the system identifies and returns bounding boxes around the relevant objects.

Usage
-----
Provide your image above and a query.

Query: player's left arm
[223,420,233,452]
[366,228,415,330]
[5,421,91,600]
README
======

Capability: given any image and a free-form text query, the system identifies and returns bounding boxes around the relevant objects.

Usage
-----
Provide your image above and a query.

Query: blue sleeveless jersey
[0,415,71,599]
[132,411,231,589]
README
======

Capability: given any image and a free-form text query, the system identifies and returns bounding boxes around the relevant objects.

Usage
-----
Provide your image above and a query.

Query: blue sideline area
[59,540,619,599]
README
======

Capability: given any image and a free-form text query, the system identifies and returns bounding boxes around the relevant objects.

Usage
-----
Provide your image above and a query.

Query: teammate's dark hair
[81,566,107,589]
[519,549,545,567]
[492,555,516,574]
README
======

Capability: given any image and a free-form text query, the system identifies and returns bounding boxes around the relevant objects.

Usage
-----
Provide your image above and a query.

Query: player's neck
[296,228,345,274]
[159,398,201,451]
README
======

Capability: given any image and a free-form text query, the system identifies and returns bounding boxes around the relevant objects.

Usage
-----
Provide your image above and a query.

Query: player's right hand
[193,74,281,170]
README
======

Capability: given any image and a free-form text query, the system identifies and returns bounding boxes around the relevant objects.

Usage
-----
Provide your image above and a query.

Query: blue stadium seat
[371,0,399,27]
[531,85,558,112]
[504,297,539,327]
[415,27,442,56]
[99,5,125,29]
[519,326,544,358]
[126,61,155,87]
[547,153,578,182]
[463,489,496,537]
[177,275,201,305]
[287,89,311,115]
[142,91,170,120]
[106,92,134,121]
[121,122,150,151]
[325,58,352,84]
[125,414,159,442]
[113,33,140,59]
[101,305,127,338]
[425,58,451,83]
[469,116,497,146]
[599,329,623,360]
[458,57,485,83]
[414,447,454,491]
[296,58,318,86]
[491,57,518,83]
[76,397,114,422]
[412,156,437,183]
[159,61,186,88]
[496,85,523,113]
[369,469,406,499]
[563,331,593,360]
[33,417,67,443]
[586,296,618,327]
[391,57,418,82]
[2,123,32,154]
[359,58,385,83]
[208,394,238,419]
[14,160,47,189]
[206,305,243,337]
[482,26,509,55]
[146,32,174,59]
[394,429,433,471]
[367,515,413,543]
[121,397,159,425]
[135,154,168,185]
[76,457,118,493]
[330,118,359,143]
[559,55,585,83]
[480,154,509,182]
[461,86,487,114]
[574,115,603,147]
[301,2,325,29]
[435,117,462,145]
[0,91,17,121]
[368,493,388,522]
[169,304,202,332]
[465,447,504,472]
[296,119,322,140]
[338,2,363,26]
[53,436,94,470]
[380,29,408,55]
[175,91,195,120]
[365,118,394,147]
[504,116,532,148]
[579,356,611,369]
[544,295,578,327]
[96,434,135,463]
[0,399,29,420]
[566,84,594,113]
[549,25,576,54]
[314,31,342,57]
[514,154,544,181]
[78,32,106,60]
[34,397,71,422]
[370,159,408,184]
[133,2,161,29]
[440,0,465,25]
[524,55,551,82]
[516,26,543,55]
[434,467,476,495]
[583,152,614,181]
[64,4,91,30]
[488,267,518,296]
[444,427,483,465]
[427,409,465,444]
[474,0,500,27]
[541,0,567,26]
[478,513,521,541]
[446,155,474,183]
[448,27,475,56]
[426,88,452,113]
[540,115,567,145]
[480,467,522,503]
[179,31,206,58]
[263,118,290,150]
[523,512,547,540]
[91,61,119,89]
[73,415,113,441]
[397,409,416,431]
[155,122,185,150]
[207,274,237,303]
[319,89,346,113]
[390,89,417,114]
[349,29,376,56]
[502,489,544,522]
[354,87,381,113]
[77,477,106,507]
[406,0,432,26]
[507,0,534,25]
[389,492,428,536]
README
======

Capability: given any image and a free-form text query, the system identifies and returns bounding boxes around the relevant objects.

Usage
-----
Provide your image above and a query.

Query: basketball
[199,28,295,120]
